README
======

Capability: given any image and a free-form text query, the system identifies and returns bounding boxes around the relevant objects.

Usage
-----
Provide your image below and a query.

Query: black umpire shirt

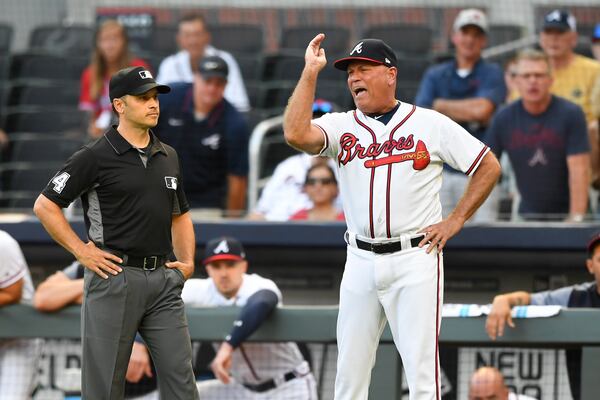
[41,126,189,256]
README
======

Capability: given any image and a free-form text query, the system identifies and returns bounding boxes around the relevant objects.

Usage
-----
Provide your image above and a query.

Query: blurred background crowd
[1,0,600,399]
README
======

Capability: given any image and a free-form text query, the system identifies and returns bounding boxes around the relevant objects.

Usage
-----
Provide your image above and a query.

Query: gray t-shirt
[530,282,597,307]
[62,261,83,280]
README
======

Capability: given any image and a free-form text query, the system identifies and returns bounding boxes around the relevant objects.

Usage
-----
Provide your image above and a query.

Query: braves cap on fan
[542,9,576,32]
[203,236,246,265]
[453,8,488,34]
[109,66,170,101]
[334,38,397,71]
[198,55,229,80]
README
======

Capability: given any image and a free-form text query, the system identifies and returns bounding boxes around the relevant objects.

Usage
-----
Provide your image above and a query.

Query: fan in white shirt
[156,12,250,112]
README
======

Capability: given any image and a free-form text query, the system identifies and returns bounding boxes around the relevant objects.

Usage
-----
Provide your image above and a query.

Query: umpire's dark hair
[587,233,600,258]
[178,11,208,29]
[305,163,338,186]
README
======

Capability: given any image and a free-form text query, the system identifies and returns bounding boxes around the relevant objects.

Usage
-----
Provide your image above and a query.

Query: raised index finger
[309,33,325,48]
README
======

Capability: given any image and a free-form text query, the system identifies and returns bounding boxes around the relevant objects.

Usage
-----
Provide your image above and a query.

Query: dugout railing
[1,305,599,399]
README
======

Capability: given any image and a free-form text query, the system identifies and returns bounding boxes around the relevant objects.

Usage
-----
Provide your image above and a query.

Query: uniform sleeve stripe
[313,123,329,155]
[465,146,489,176]
[0,268,25,288]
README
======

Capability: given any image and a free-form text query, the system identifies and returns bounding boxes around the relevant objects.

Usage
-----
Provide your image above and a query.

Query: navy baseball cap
[203,237,246,265]
[542,9,576,32]
[109,66,170,101]
[334,39,397,71]
[198,56,229,80]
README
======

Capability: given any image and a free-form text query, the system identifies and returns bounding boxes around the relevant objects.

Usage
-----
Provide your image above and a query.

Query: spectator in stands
[486,232,600,399]
[79,19,150,138]
[538,10,600,187]
[415,8,506,222]
[468,367,537,400]
[156,12,249,112]
[125,236,318,398]
[591,23,600,62]
[486,49,590,221]
[289,163,344,222]
[0,230,41,400]
[504,57,520,103]
[248,99,342,221]
[154,55,250,217]
[33,261,159,398]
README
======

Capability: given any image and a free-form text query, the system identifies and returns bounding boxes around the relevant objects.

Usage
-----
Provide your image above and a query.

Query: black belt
[354,235,424,254]
[242,371,297,393]
[106,250,169,270]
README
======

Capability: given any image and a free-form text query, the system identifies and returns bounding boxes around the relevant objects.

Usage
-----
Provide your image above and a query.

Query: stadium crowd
[0,4,600,400]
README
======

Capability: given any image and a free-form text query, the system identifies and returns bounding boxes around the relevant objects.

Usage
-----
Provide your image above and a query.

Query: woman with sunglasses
[289,163,345,221]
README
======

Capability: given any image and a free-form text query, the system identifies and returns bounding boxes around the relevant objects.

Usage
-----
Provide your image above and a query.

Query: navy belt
[354,236,424,254]
[242,371,297,393]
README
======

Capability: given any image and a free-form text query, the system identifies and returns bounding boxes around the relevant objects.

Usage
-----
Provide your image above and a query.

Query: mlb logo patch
[165,177,178,190]
[139,70,153,79]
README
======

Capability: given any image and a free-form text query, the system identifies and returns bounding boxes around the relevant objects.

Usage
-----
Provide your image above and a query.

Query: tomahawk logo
[139,70,153,79]
[546,10,562,22]
[213,240,230,254]
[350,42,363,55]
[164,176,178,190]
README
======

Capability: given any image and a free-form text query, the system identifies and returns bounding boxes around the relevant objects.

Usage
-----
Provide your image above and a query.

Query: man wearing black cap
[486,232,600,399]
[283,34,501,399]
[33,66,199,399]
[154,55,250,217]
[539,9,600,187]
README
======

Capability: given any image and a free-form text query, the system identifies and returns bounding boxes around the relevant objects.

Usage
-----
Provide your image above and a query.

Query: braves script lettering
[337,133,430,170]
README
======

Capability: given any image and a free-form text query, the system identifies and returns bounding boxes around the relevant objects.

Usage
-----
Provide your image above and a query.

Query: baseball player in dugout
[124,236,318,399]
[283,35,501,399]
[32,66,199,400]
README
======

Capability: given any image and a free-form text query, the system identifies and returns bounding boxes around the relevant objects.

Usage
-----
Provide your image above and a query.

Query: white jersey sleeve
[235,274,282,306]
[181,278,214,306]
[436,113,489,176]
[0,230,33,303]
[0,231,27,289]
[312,111,353,158]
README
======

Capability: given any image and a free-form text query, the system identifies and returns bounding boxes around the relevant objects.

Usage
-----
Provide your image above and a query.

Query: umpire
[34,66,199,400]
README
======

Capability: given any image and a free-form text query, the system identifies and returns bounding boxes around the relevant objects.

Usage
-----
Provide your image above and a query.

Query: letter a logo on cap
[139,70,153,79]
[350,42,363,55]
[213,240,230,254]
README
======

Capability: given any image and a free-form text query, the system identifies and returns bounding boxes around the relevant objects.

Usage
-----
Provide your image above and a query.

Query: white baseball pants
[334,244,443,400]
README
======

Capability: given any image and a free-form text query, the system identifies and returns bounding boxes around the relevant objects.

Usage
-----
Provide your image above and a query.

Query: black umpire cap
[109,66,170,101]
[203,236,246,265]
[334,38,397,71]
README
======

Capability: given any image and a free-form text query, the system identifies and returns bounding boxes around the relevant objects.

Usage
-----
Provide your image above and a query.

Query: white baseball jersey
[314,103,489,239]
[0,230,40,400]
[181,274,307,384]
